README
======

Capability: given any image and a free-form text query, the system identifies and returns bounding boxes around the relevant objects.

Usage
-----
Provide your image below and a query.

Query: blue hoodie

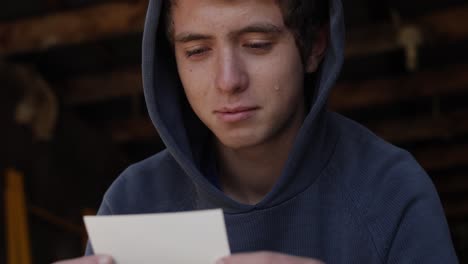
[87,0,458,262]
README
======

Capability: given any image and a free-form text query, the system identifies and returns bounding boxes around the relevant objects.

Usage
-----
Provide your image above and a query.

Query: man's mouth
[214,106,259,123]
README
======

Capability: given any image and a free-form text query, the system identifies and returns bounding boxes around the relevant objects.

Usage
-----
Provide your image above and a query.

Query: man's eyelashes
[184,42,274,58]
[185,47,210,58]
[244,42,273,50]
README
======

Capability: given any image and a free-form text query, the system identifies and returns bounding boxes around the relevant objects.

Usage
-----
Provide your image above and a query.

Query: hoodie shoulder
[100,149,195,215]
[326,112,457,263]
[327,111,433,204]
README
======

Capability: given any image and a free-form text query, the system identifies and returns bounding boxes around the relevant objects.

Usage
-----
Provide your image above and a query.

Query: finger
[216,252,268,264]
[52,255,114,264]
[216,251,325,264]
[217,252,280,264]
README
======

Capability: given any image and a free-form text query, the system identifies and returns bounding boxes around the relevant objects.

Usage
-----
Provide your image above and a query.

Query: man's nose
[215,49,248,94]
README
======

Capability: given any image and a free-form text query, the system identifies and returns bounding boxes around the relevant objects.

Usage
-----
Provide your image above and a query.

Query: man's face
[172,0,308,149]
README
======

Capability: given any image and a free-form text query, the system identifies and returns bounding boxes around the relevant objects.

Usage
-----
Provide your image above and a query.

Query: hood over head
[141,0,345,213]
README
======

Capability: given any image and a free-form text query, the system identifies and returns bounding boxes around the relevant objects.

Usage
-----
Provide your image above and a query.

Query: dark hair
[163,0,329,62]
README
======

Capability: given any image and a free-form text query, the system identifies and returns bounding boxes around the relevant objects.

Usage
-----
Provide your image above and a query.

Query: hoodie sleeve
[384,177,458,263]
[365,153,458,263]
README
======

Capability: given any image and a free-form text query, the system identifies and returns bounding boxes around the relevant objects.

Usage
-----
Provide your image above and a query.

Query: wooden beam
[60,68,142,105]
[0,0,147,56]
[1,2,467,57]
[365,110,468,143]
[5,169,32,264]
[330,64,468,110]
[346,5,468,58]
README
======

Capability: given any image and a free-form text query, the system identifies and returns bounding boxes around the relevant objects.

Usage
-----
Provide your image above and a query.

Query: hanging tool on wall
[391,9,425,72]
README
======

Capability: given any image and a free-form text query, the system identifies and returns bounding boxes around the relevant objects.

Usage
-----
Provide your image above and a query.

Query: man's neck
[215,109,305,205]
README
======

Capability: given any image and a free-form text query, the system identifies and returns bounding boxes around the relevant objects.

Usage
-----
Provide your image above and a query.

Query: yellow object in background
[5,168,32,264]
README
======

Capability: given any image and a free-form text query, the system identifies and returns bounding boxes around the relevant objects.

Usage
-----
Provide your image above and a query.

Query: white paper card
[84,209,230,264]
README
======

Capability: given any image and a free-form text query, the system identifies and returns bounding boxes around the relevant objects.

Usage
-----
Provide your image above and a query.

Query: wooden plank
[107,117,157,142]
[5,169,32,264]
[0,0,147,56]
[433,173,468,195]
[5,171,19,264]
[29,205,83,235]
[444,202,468,219]
[330,64,468,110]
[117,121,468,172]
[60,68,142,105]
[412,144,468,172]
[103,110,468,144]
[346,23,397,59]
[366,110,468,143]
[46,0,62,9]
[62,64,468,109]
[102,116,468,173]
[1,2,467,57]
[346,5,468,58]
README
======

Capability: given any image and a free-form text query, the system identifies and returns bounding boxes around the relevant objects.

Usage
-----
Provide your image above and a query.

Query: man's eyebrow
[233,23,284,36]
[174,23,283,43]
[174,33,213,43]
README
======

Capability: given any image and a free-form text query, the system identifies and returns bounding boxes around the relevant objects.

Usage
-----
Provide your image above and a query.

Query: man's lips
[214,106,259,123]
[216,106,259,113]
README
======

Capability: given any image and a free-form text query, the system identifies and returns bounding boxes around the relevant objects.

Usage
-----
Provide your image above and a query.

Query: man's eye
[245,42,273,50]
[185,47,209,58]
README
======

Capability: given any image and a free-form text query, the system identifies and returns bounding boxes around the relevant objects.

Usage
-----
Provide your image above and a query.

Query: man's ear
[306,25,329,73]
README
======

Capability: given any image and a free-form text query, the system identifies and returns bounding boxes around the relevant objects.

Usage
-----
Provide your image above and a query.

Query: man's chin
[216,135,263,151]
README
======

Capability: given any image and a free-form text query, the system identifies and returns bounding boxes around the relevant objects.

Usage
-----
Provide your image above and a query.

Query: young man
[56,0,458,263]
